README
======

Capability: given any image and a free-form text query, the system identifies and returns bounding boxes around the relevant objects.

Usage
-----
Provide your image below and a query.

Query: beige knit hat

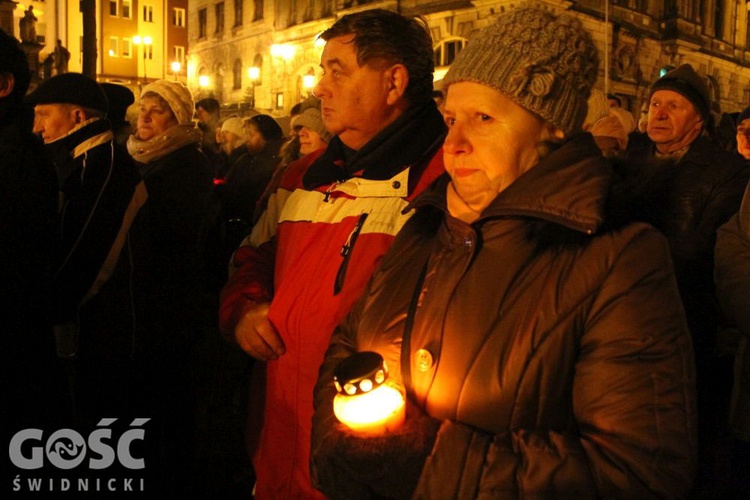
[141,79,195,125]
[583,88,610,131]
[442,5,599,134]
[221,116,245,139]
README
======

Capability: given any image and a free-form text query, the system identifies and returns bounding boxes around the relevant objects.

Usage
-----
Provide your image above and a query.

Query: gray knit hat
[442,5,599,135]
[292,108,333,143]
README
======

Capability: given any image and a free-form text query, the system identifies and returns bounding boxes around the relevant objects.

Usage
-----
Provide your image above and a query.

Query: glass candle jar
[332,351,406,436]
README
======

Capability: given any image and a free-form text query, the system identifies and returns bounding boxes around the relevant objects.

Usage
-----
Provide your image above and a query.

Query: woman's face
[244,121,266,153]
[298,126,327,156]
[137,95,178,141]
[443,81,551,213]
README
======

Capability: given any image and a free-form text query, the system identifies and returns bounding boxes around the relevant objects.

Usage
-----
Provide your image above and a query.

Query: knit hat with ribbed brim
[442,6,599,135]
[292,106,333,143]
[650,64,711,123]
[141,80,194,125]
[26,72,109,114]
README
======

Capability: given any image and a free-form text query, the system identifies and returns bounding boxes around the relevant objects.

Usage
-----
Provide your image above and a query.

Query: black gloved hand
[313,398,441,500]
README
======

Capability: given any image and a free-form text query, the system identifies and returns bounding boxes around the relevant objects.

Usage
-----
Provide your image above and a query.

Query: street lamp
[302,70,316,96]
[132,35,153,84]
[248,66,260,108]
[170,61,181,81]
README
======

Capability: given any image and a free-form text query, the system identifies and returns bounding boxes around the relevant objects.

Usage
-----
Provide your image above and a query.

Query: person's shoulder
[279,148,326,191]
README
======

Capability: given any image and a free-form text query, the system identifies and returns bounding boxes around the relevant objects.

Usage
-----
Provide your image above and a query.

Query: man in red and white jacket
[219,9,446,498]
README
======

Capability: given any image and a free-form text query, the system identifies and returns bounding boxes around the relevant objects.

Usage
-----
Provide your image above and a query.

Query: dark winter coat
[311,133,697,498]
[46,118,145,326]
[129,142,215,359]
[715,182,750,441]
[1,102,65,431]
[614,135,750,363]
[221,142,281,225]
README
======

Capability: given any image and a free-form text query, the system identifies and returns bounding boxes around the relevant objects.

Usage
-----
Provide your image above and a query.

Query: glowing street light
[170,61,181,80]
[132,35,153,84]
[248,66,260,107]
[198,75,211,88]
[302,72,316,92]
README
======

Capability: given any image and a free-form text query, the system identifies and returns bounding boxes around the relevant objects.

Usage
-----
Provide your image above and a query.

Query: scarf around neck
[127,123,202,164]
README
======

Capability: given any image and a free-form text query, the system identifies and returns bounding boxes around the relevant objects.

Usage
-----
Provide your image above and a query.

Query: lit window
[173,46,185,64]
[109,37,119,57]
[173,8,185,28]
[433,38,467,67]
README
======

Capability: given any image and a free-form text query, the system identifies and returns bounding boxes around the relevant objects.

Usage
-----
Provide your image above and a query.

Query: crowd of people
[3,3,750,498]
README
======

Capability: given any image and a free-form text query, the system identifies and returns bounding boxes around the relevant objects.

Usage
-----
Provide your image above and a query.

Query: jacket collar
[412,133,611,235]
[303,100,446,189]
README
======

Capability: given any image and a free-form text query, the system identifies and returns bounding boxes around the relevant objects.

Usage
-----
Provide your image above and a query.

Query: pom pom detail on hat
[141,80,195,125]
[442,5,599,135]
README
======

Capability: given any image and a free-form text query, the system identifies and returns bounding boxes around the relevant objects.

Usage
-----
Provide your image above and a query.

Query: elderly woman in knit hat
[124,79,214,496]
[310,5,696,498]
[292,99,333,156]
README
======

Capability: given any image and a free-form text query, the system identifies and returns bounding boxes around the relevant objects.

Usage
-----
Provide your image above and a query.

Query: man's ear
[73,108,87,124]
[0,73,15,98]
[385,64,409,106]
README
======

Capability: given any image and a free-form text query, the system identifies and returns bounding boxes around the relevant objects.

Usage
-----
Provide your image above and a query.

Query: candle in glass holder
[333,351,405,436]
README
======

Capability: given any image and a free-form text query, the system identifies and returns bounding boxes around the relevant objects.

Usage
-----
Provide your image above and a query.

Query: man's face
[736,118,750,160]
[195,106,210,124]
[647,89,703,153]
[33,103,79,143]
[312,34,400,150]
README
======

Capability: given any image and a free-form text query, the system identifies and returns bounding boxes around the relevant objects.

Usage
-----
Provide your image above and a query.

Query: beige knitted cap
[141,80,195,125]
[443,5,599,134]
[221,116,245,139]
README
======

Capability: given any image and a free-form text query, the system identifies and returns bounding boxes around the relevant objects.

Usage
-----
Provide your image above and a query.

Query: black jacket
[614,135,750,361]
[46,118,145,325]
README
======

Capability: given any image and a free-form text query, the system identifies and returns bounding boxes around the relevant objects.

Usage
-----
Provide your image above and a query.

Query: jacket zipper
[334,212,369,295]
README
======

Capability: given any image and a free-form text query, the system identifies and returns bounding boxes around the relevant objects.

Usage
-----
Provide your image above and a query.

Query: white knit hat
[141,79,195,125]
[221,116,245,139]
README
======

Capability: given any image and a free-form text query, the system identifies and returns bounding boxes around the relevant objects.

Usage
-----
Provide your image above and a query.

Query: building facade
[3,1,189,95]
[187,0,750,120]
